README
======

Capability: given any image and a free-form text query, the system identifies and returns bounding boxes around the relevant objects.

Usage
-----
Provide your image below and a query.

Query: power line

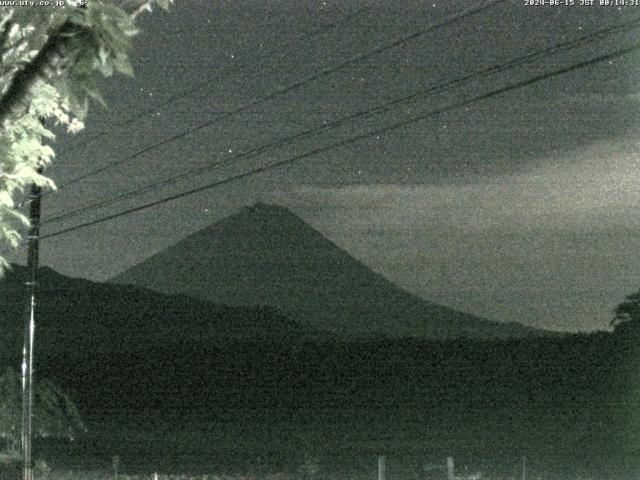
[54,0,505,191]
[42,17,640,226]
[55,5,375,163]
[39,40,640,241]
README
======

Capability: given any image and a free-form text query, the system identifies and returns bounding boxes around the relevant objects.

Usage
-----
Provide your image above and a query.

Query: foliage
[0,366,85,455]
[613,290,640,325]
[611,289,640,337]
[0,0,172,276]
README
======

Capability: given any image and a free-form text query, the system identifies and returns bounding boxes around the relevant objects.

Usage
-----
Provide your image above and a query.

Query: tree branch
[0,2,160,130]
[0,20,14,63]
[0,20,81,128]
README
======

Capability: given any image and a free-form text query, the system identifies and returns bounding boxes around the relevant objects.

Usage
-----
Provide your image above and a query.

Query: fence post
[112,455,120,480]
[446,457,454,480]
[378,455,386,480]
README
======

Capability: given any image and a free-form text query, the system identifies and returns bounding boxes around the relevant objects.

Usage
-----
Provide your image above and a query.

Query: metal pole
[21,176,42,480]
[521,455,526,480]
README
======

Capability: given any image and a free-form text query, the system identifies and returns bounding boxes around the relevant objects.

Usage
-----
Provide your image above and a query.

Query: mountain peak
[240,202,290,215]
[233,202,309,229]
[112,204,543,339]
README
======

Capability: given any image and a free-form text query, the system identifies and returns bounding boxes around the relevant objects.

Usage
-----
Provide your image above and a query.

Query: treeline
[19,329,636,417]
[3,329,640,475]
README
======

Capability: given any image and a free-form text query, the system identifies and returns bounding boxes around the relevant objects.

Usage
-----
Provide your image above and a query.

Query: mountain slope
[112,203,543,339]
[0,265,320,359]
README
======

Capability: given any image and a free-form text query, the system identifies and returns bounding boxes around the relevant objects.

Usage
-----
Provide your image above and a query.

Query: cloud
[261,137,640,331]
[273,137,640,234]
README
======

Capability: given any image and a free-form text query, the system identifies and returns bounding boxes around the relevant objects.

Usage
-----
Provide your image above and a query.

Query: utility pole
[21,172,42,480]
[521,455,526,480]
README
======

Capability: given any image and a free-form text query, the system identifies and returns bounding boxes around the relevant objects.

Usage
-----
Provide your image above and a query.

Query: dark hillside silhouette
[0,265,322,360]
[0,264,635,477]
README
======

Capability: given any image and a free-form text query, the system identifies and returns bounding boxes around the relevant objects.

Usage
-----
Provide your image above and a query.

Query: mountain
[112,203,544,339]
[0,265,321,359]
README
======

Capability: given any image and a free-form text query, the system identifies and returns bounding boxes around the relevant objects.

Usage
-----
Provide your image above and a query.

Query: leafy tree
[611,289,640,335]
[0,367,85,455]
[0,0,173,276]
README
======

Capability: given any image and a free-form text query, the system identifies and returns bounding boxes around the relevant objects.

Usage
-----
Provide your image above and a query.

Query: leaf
[157,0,173,11]
[112,52,134,77]
[78,74,106,106]
[0,191,14,207]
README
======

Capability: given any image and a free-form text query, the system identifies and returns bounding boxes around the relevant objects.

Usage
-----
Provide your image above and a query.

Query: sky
[8,0,640,332]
